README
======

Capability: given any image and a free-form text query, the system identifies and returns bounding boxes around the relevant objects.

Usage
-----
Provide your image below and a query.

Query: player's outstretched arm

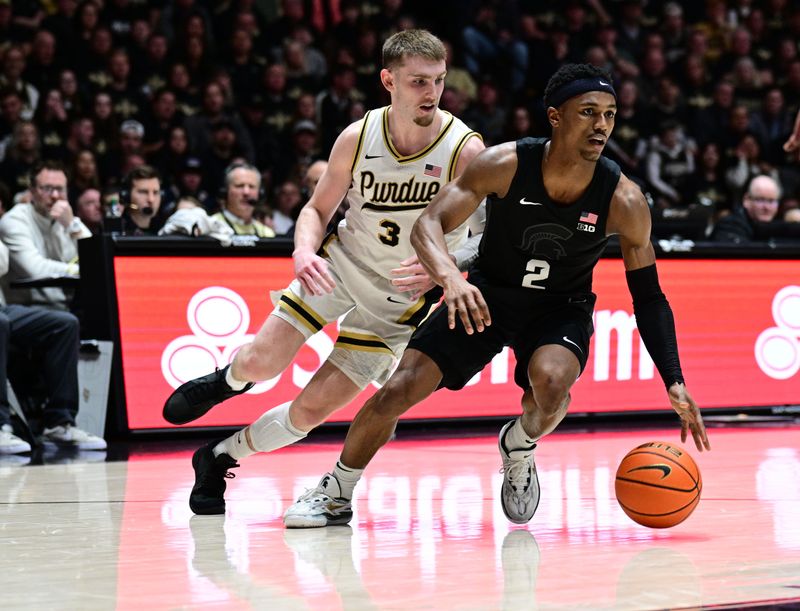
[292,122,361,295]
[609,175,711,451]
[411,142,516,334]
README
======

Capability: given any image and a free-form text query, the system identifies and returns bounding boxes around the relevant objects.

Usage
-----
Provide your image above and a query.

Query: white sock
[225,365,249,391]
[503,418,537,451]
[214,402,306,460]
[331,461,363,500]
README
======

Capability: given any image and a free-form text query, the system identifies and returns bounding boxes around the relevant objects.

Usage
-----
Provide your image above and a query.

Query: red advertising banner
[114,256,800,430]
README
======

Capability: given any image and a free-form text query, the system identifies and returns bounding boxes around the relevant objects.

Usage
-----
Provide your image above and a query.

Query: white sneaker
[42,424,107,450]
[498,421,540,524]
[283,473,353,528]
[0,424,31,454]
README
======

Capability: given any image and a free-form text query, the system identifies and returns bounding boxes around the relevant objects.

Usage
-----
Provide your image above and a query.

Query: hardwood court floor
[1,424,799,610]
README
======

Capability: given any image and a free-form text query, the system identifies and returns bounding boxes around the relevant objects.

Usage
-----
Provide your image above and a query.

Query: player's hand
[390,255,436,301]
[668,383,710,452]
[50,199,73,228]
[293,248,335,296]
[442,274,490,335]
[784,133,800,160]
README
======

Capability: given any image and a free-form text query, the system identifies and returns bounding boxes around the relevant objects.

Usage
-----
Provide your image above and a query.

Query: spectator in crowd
[0,160,91,310]
[171,156,214,214]
[0,89,24,146]
[118,165,164,236]
[750,87,794,164]
[150,125,188,185]
[712,174,781,242]
[0,121,40,196]
[141,88,182,158]
[605,79,649,185]
[684,142,732,214]
[75,187,103,235]
[68,149,101,203]
[34,89,70,161]
[0,239,107,455]
[461,2,528,93]
[725,132,780,200]
[184,80,254,162]
[25,30,61,96]
[211,161,275,237]
[316,64,358,156]
[273,119,319,186]
[0,46,39,121]
[102,119,145,184]
[463,79,507,146]
[271,180,302,236]
[646,120,697,209]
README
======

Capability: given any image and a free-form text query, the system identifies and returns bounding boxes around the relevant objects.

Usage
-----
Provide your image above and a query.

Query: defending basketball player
[286,63,710,528]
[162,30,485,516]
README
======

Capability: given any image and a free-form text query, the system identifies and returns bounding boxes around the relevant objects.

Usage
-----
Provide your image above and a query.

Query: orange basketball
[615,441,702,528]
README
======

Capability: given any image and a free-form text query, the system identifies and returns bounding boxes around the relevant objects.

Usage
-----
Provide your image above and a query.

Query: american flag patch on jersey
[423,163,442,178]
[579,211,598,224]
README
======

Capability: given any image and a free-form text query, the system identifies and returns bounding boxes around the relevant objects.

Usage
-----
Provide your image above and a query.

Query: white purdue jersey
[335,106,480,279]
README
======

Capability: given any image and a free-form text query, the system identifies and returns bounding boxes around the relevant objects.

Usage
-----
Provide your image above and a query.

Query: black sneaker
[163,365,254,425]
[189,441,239,515]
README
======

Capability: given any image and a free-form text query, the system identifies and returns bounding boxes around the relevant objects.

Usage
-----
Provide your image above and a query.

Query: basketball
[615,441,702,528]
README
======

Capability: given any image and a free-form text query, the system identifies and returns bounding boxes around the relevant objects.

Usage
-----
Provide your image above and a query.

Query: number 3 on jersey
[522,258,550,289]
[378,219,400,246]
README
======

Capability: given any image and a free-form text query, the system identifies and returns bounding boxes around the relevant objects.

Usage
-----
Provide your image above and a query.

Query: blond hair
[382,29,446,70]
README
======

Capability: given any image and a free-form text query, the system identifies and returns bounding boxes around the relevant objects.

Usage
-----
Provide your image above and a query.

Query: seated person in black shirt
[119,165,164,236]
[712,174,780,242]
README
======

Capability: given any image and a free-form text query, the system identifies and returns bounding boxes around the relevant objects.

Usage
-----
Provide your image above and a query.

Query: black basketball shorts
[407,271,595,391]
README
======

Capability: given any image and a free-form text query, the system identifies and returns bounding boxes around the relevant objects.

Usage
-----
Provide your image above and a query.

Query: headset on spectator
[121,165,164,214]
[218,161,266,206]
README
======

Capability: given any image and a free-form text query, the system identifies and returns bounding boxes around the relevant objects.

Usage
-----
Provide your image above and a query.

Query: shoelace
[500,457,533,493]
[200,459,239,490]
[184,369,226,403]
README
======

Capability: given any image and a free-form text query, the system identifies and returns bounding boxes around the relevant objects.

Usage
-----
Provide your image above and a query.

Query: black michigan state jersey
[477,138,621,295]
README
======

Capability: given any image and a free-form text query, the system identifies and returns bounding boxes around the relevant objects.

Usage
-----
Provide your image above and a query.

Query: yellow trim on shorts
[319,232,337,258]
[335,331,393,354]
[277,290,326,333]
[397,297,427,325]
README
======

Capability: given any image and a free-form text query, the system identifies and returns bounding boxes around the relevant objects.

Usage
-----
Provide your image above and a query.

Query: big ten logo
[456,308,655,388]
[755,286,800,380]
[160,287,336,393]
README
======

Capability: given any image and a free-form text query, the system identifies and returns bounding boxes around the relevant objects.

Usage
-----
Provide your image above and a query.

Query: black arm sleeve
[626,264,685,389]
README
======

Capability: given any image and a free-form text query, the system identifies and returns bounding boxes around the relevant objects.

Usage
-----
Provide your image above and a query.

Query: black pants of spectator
[0,305,80,429]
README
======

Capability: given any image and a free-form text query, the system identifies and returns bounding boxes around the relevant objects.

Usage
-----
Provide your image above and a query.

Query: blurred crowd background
[2,0,800,237]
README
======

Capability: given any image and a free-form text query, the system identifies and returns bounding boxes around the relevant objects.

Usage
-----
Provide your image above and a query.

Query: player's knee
[235,342,280,380]
[528,364,572,416]
[367,369,418,419]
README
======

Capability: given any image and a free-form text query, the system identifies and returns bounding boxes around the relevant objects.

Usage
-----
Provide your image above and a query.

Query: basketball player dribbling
[162,29,485,517]
[286,63,711,528]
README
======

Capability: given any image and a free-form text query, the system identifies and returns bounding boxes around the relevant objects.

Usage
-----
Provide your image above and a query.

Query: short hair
[124,164,160,189]
[28,160,66,187]
[382,29,446,70]
[224,161,260,188]
[544,63,613,108]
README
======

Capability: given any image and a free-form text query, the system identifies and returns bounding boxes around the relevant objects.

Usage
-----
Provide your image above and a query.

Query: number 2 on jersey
[522,258,550,289]
[378,219,400,246]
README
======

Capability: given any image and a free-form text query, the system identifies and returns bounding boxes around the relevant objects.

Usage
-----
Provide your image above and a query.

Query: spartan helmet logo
[519,223,574,260]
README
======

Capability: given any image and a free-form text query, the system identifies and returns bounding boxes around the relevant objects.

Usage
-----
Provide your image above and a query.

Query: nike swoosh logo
[562,336,583,355]
[628,464,672,479]
[519,198,542,206]
[599,80,610,86]
[387,296,405,304]
[365,154,383,159]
